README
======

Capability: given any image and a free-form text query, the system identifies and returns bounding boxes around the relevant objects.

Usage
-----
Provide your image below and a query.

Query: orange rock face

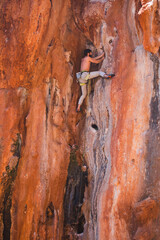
[0,0,160,240]
[138,0,160,53]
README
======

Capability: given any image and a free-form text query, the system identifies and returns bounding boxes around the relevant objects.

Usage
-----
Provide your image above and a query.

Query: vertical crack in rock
[145,53,160,197]
[46,82,52,131]
[149,53,159,129]
[63,146,88,239]
[36,14,42,32]
[46,38,55,54]
[2,133,21,240]
[50,0,53,8]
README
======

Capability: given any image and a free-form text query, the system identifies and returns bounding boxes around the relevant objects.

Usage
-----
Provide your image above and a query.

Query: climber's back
[80,56,91,72]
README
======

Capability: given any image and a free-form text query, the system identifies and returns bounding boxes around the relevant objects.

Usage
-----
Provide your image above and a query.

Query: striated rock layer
[0,0,160,239]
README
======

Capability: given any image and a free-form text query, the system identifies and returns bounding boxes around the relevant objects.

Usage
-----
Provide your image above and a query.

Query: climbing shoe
[105,73,115,79]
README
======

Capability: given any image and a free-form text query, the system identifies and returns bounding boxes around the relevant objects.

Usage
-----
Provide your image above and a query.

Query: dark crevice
[105,8,107,15]
[63,147,88,239]
[36,14,42,32]
[149,54,159,129]
[35,58,39,65]
[52,87,59,107]
[136,0,142,12]
[46,202,54,219]
[46,84,52,131]
[2,133,21,240]
[48,39,54,48]
[46,39,55,54]
[145,54,160,189]
[46,105,49,130]
[22,111,28,147]
[3,186,11,240]
[77,214,85,234]
[91,124,98,131]
[11,133,21,158]
[50,0,52,8]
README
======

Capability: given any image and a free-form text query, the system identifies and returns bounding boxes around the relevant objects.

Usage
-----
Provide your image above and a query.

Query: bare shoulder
[87,56,92,62]
[81,56,89,62]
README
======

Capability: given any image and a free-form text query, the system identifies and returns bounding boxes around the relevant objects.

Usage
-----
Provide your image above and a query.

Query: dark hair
[84,49,92,56]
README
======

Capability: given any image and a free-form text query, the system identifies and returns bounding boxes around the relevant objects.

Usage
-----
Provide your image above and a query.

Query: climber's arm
[94,52,105,60]
[89,56,104,64]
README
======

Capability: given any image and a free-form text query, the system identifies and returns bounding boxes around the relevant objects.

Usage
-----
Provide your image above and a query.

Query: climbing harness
[76,71,90,85]
[80,82,87,86]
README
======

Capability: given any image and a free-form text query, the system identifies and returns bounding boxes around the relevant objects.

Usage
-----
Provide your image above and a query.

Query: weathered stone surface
[0,0,160,239]
[138,0,160,53]
[133,198,160,239]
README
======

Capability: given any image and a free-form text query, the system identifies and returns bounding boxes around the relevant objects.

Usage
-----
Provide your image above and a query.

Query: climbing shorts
[76,71,90,86]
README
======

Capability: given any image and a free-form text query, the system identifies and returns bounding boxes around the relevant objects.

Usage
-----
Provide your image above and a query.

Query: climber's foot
[76,105,81,112]
[103,73,115,79]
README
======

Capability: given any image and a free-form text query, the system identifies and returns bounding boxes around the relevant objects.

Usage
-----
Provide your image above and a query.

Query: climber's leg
[89,71,115,79]
[77,84,87,112]
[88,71,106,79]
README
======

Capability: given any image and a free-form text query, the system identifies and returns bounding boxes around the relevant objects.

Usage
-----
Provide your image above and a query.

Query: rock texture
[0,0,160,240]
[138,0,160,53]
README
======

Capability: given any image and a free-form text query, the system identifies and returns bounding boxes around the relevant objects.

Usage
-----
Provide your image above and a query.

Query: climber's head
[84,49,92,57]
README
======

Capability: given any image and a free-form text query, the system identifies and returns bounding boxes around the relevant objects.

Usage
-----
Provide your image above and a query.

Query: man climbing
[76,49,115,112]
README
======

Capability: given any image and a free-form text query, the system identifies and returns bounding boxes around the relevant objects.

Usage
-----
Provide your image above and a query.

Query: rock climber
[76,49,115,112]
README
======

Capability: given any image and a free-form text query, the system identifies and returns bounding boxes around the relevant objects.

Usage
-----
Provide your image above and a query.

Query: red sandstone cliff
[0,0,160,239]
